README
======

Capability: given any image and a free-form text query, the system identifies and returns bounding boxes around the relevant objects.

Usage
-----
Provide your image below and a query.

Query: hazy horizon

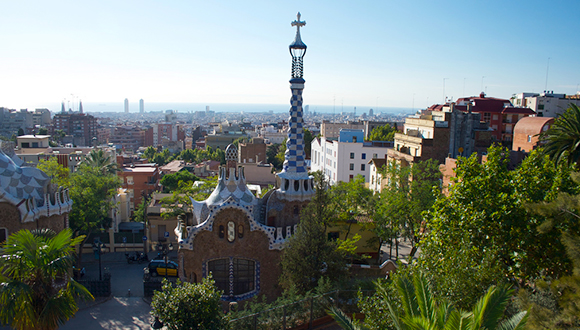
[15,101,415,115]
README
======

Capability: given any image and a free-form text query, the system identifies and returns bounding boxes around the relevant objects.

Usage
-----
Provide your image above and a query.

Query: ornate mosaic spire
[276,13,314,201]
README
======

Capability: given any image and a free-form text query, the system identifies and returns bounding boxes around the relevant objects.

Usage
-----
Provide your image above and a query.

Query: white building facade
[311,130,391,185]
[511,91,580,118]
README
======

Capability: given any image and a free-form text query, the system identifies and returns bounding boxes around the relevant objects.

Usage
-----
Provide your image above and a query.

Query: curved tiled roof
[513,116,554,135]
[0,150,49,205]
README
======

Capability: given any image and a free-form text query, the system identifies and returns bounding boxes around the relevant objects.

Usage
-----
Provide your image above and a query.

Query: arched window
[218,225,225,239]
[227,221,236,242]
[207,258,257,299]
[238,225,244,239]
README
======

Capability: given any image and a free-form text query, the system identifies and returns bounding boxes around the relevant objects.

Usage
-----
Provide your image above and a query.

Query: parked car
[147,260,178,277]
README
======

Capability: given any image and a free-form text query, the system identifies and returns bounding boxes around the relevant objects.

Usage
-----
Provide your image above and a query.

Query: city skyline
[1,0,579,112]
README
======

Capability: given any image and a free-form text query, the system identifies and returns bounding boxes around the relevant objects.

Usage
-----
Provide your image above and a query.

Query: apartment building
[511,91,580,118]
[439,92,534,145]
[320,120,400,140]
[53,113,97,146]
[388,107,491,166]
[311,129,392,184]
[109,125,145,151]
[118,163,161,214]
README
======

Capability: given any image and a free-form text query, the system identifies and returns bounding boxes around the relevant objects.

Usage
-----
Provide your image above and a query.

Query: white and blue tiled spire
[276,13,314,201]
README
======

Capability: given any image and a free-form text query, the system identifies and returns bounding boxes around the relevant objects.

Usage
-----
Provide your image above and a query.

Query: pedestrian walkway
[60,297,154,330]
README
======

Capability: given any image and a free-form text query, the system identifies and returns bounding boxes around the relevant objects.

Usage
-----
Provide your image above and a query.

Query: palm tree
[0,229,93,330]
[84,149,119,175]
[540,103,580,167]
[329,271,527,330]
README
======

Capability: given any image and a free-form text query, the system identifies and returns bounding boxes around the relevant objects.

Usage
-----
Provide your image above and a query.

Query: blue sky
[1,0,578,111]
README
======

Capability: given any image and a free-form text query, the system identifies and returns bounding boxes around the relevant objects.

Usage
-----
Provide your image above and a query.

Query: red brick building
[238,138,267,164]
[512,117,554,152]
[118,163,160,213]
[450,92,535,145]
[53,113,97,146]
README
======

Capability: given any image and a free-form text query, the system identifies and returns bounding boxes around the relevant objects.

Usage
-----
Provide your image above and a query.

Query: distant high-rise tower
[124,98,129,113]
[276,12,314,201]
[61,102,65,113]
[369,108,374,117]
[139,99,144,113]
[79,100,83,114]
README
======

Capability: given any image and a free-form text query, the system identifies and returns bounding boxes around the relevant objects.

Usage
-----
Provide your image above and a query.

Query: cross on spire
[291,12,306,32]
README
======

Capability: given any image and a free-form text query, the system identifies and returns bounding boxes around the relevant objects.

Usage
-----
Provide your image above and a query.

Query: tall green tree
[418,147,574,309]
[0,229,93,330]
[280,172,348,293]
[516,170,580,329]
[331,175,374,240]
[372,159,441,260]
[68,164,121,264]
[267,143,283,170]
[304,128,314,159]
[143,146,157,162]
[150,277,226,330]
[541,104,580,167]
[37,157,70,188]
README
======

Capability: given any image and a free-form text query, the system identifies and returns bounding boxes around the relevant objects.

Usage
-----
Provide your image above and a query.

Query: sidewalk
[81,250,178,265]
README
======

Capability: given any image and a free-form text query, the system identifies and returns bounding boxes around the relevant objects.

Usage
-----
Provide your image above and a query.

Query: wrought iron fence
[228,290,373,330]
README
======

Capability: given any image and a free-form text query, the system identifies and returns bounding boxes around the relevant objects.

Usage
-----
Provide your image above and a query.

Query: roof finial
[291,12,306,33]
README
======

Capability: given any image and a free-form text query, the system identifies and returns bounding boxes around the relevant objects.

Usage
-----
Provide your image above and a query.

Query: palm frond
[470,284,512,330]
[397,275,420,318]
[443,310,472,330]
[413,272,436,322]
[497,311,528,330]
[327,306,366,330]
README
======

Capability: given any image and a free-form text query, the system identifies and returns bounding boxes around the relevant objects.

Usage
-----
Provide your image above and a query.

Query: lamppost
[157,242,174,280]
[93,238,106,281]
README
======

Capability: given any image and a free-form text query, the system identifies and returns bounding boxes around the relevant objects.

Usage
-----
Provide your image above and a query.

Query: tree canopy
[150,277,226,330]
[37,157,70,188]
[160,170,199,192]
[367,124,397,142]
[280,172,351,293]
[418,146,576,309]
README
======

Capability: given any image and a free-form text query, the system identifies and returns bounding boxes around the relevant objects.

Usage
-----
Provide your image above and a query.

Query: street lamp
[93,238,106,281]
[157,242,174,280]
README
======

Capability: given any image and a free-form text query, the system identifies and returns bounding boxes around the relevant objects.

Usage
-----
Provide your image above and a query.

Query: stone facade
[180,208,282,301]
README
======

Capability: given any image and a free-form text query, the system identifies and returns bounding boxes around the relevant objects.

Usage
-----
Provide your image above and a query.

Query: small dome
[225,144,237,161]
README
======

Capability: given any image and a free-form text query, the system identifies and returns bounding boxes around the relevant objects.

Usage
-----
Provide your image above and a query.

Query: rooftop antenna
[333,95,336,123]
[443,78,449,104]
[544,57,551,91]
[481,76,485,93]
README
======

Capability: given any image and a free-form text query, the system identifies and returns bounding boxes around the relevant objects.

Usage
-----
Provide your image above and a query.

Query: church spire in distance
[276,12,314,201]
